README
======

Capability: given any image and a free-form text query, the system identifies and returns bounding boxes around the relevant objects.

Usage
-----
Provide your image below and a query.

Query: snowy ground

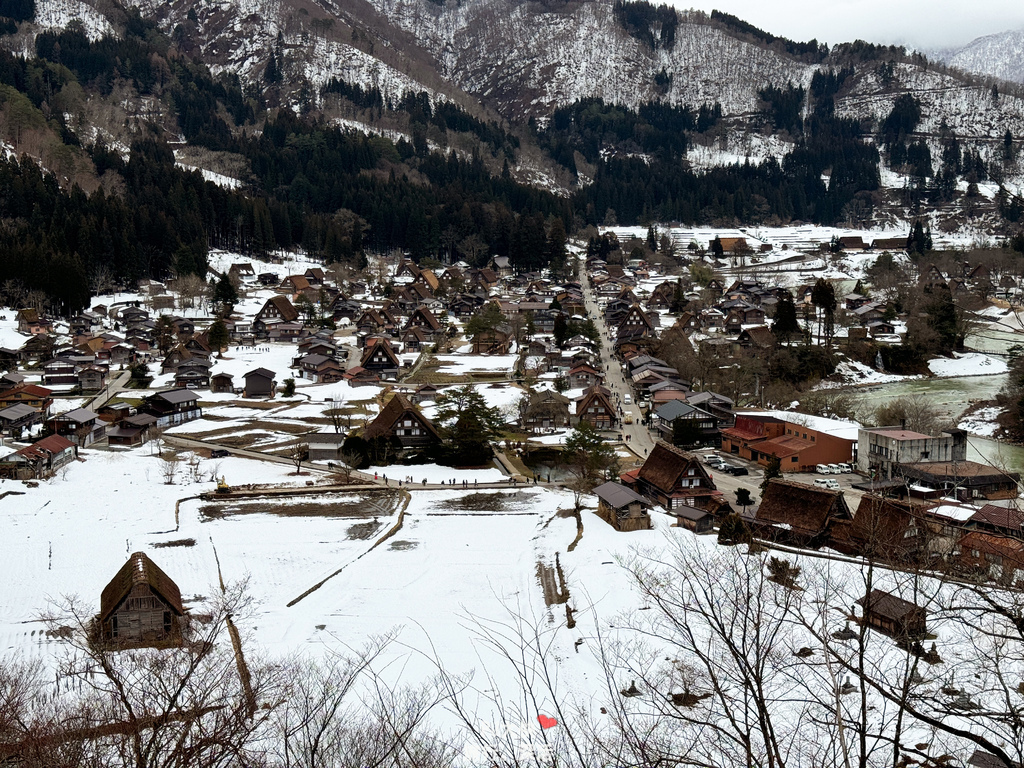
[959,406,1005,437]
[434,354,518,375]
[0,439,1015,762]
[927,352,1009,378]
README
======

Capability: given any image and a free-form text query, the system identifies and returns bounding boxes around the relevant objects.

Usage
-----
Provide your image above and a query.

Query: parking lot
[694,449,868,512]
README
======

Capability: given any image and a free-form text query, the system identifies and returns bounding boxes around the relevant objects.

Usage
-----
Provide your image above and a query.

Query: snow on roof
[736,410,862,441]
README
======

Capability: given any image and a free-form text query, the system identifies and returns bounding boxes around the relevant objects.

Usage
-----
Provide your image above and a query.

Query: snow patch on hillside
[174,162,244,190]
[687,133,792,171]
[34,0,114,41]
[927,352,1008,378]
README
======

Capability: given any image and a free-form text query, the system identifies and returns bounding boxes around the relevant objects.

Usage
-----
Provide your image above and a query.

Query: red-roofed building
[721,412,856,472]
[0,384,54,416]
[0,434,77,479]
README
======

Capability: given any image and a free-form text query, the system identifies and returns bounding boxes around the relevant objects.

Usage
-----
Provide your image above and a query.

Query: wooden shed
[856,588,927,640]
[99,552,185,646]
[593,481,652,532]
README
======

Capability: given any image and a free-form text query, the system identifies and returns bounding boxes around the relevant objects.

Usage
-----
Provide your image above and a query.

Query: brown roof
[283,275,311,291]
[959,531,1024,564]
[971,504,1024,534]
[756,435,814,459]
[261,296,299,323]
[838,494,927,558]
[418,270,440,291]
[756,478,851,540]
[362,393,439,442]
[409,306,441,331]
[856,589,924,622]
[740,326,776,347]
[100,552,184,621]
[360,340,401,368]
[637,441,705,494]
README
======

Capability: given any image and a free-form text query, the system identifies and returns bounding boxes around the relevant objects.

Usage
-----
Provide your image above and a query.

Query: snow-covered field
[927,352,1009,378]
[434,354,518,375]
[959,405,1005,437]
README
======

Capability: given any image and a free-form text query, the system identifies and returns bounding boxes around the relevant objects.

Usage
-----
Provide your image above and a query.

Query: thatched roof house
[628,441,718,511]
[755,478,852,548]
[99,552,185,645]
[362,393,440,448]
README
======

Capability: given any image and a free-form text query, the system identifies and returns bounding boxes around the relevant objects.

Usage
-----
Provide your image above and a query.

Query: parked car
[726,465,749,476]
[835,463,852,473]
[816,464,833,474]
[813,478,841,490]
[210,449,229,458]
[827,464,843,474]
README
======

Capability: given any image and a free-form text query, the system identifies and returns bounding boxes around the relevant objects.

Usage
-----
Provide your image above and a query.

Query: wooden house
[755,478,852,548]
[254,296,299,334]
[99,552,185,646]
[472,326,513,355]
[307,432,348,462]
[855,589,927,640]
[360,340,401,379]
[676,505,715,533]
[41,358,78,386]
[142,389,202,427]
[401,325,430,351]
[574,386,617,430]
[954,531,1024,585]
[243,368,277,397]
[342,366,380,387]
[210,372,235,394]
[16,308,53,335]
[593,481,652,532]
[361,393,440,450]
[406,306,442,337]
[627,441,719,511]
[567,362,604,389]
[106,414,156,447]
[0,403,41,439]
[0,434,77,479]
[0,384,53,415]
[48,408,105,446]
[522,389,571,432]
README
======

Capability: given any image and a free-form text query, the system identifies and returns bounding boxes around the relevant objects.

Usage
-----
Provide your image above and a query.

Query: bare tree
[324,396,349,433]
[36,582,283,768]
[289,441,309,475]
[175,275,206,311]
[160,451,180,484]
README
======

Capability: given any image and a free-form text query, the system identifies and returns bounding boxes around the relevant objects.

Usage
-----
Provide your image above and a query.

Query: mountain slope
[938,28,1024,85]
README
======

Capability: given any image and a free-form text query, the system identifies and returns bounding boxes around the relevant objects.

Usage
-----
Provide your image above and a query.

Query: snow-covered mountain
[22,0,1024,202]
[936,28,1024,85]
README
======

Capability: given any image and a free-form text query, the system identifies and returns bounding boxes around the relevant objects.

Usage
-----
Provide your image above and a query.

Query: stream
[843,320,1024,473]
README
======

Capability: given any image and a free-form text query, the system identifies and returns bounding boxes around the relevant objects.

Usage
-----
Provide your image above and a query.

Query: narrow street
[578,268,654,457]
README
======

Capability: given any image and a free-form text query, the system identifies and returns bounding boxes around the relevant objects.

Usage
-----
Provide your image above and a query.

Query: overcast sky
[671,1,1024,51]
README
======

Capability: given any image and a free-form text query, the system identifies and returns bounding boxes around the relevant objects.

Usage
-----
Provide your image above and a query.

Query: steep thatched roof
[362,393,439,442]
[637,441,703,494]
[756,478,851,540]
[100,552,184,621]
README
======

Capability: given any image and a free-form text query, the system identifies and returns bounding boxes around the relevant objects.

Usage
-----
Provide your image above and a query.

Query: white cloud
[668,1,1024,50]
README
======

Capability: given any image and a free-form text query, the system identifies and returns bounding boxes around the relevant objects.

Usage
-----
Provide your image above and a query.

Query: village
[1,227,1023,765]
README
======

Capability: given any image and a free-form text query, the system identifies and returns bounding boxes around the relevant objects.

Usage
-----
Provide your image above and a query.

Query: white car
[813,478,841,490]
[623,394,632,405]
[835,463,852,473]
[827,464,843,474]
[815,464,832,474]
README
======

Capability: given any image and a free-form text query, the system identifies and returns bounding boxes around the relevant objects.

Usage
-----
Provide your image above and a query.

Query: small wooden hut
[856,589,927,640]
[99,552,185,646]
